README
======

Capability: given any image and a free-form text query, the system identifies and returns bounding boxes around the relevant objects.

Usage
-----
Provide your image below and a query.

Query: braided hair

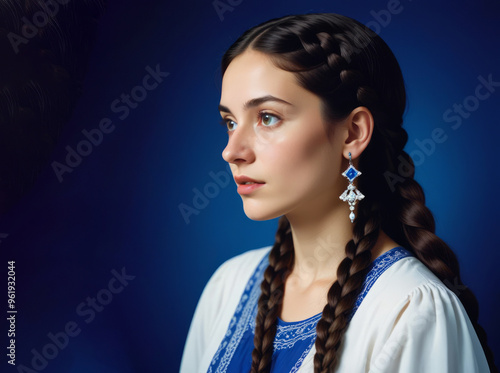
[221,13,497,373]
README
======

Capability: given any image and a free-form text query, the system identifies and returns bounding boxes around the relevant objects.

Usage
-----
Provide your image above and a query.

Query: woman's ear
[342,106,374,159]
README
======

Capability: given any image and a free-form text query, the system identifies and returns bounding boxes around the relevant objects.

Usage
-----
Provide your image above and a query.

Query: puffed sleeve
[369,282,490,373]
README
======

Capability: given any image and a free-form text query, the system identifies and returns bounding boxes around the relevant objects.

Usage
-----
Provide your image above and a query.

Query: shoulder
[209,245,272,285]
[363,255,455,309]
[180,245,272,373]
[357,255,473,343]
[198,245,271,315]
[339,256,490,373]
[202,245,271,303]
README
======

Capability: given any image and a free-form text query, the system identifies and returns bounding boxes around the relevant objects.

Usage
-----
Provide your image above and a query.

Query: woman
[180,13,496,372]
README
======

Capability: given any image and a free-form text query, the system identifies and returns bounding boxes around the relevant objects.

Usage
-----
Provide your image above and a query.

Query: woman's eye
[260,113,280,127]
[221,119,237,131]
[227,120,237,131]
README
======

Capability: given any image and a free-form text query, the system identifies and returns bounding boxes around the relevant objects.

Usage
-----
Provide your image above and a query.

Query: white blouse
[180,246,490,372]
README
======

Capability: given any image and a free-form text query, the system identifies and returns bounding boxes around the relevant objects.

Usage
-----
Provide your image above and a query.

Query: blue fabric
[208,246,412,373]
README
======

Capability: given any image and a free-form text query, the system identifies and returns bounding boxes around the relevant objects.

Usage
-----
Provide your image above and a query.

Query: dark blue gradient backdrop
[1,0,499,371]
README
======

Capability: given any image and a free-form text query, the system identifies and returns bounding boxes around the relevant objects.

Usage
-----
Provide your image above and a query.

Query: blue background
[1,0,499,371]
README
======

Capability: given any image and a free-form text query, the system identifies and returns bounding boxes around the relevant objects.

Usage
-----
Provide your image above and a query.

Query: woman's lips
[237,182,265,195]
[234,175,265,195]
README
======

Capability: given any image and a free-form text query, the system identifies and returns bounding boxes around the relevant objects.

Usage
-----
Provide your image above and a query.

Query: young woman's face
[220,49,347,221]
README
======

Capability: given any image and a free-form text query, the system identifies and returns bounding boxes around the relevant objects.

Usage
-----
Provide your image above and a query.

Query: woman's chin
[242,205,282,221]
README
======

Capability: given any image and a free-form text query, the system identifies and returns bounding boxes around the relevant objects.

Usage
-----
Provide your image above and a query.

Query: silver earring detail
[339,152,364,223]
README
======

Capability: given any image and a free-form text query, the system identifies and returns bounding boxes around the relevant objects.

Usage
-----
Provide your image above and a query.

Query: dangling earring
[339,152,364,223]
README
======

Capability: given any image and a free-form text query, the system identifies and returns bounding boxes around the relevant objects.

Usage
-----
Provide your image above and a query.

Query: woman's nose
[221,124,256,165]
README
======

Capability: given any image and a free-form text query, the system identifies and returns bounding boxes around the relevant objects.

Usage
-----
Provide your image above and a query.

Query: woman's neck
[286,205,351,285]
[286,204,400,287]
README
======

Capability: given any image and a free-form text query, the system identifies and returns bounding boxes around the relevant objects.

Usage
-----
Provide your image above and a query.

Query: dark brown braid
[390,151,498,372]
[250,216,294,372]
[314,202,381,371]
[221,13,497,373]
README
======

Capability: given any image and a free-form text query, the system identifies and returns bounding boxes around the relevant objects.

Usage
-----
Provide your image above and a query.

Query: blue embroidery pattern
[208,251,270,373]
[273,313,322,350]
[208,246,412,373]
[289,337,316,373]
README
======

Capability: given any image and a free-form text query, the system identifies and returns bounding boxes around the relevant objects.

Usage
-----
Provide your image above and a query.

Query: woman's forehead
[220,50,314,110]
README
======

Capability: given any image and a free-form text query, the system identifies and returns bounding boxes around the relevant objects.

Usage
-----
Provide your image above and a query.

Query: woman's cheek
[253,123,287,145]
[258,140,298,172]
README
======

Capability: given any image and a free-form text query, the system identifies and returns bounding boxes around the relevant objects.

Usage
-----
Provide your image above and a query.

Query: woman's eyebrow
[218,95,294,114]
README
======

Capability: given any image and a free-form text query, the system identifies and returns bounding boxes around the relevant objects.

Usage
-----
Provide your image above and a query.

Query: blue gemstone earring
[339,152,364,223]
